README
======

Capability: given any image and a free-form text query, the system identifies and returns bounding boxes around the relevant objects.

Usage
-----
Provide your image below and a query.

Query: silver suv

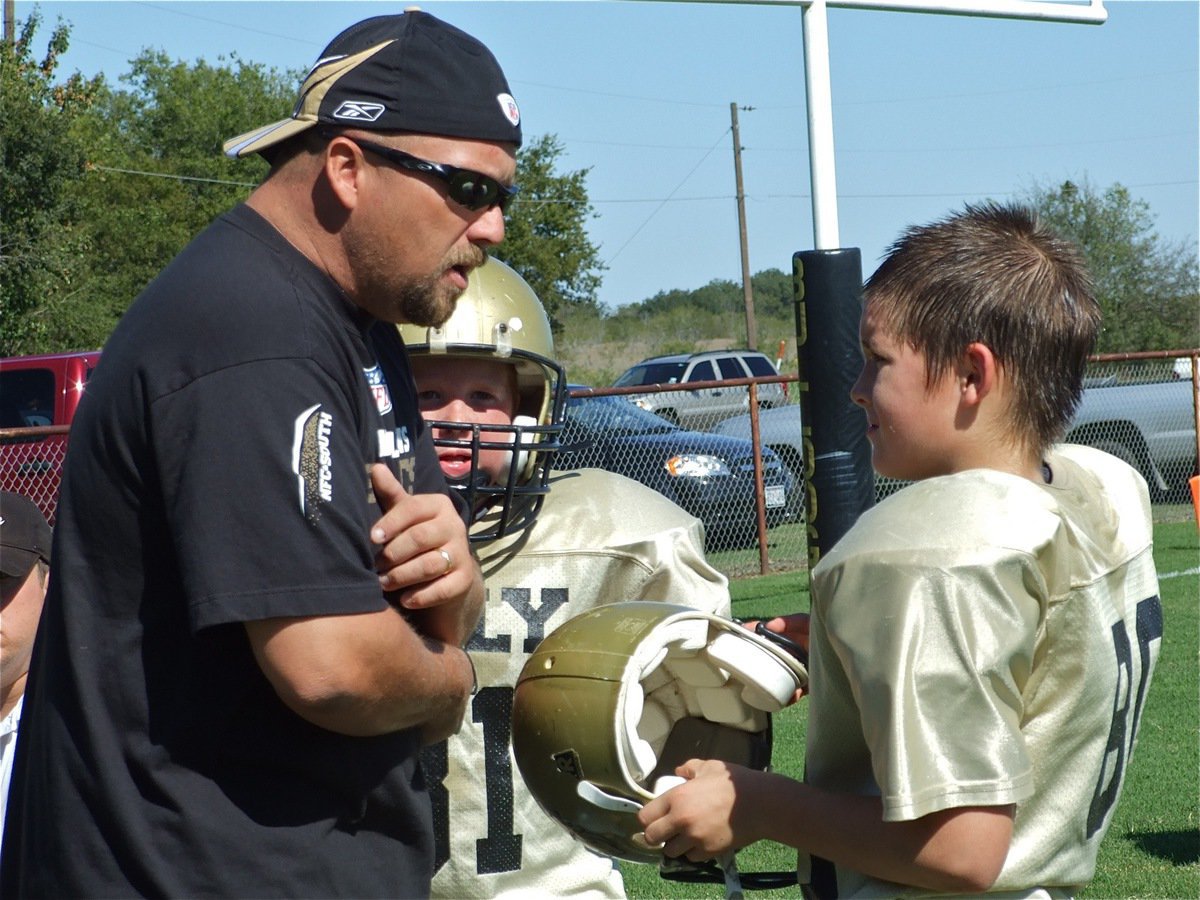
[613,350,786,430]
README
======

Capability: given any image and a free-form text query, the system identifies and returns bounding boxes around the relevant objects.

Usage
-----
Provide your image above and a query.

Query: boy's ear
[960,342,998,405]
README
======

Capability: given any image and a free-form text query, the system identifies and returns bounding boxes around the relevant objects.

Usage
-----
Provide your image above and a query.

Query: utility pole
[730,102,757,350]
[4,0,14,45]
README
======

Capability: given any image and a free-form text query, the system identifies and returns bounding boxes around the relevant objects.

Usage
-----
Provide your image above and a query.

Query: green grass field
[623,513,1200,898]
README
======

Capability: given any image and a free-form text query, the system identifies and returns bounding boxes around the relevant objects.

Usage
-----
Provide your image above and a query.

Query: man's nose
[466,204,506,247]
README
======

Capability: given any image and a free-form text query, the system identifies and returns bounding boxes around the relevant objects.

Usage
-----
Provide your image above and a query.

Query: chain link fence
[1069,350,1199,500]
[3,351,1195,578]
[0,427,70,525]
[566,378,808,579]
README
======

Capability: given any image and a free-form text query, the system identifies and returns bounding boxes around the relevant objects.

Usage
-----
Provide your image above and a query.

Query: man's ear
[960,342,998,406]
[322,136,364,212]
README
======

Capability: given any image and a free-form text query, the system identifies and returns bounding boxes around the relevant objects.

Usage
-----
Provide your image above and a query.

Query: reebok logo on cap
[333,101,387,122]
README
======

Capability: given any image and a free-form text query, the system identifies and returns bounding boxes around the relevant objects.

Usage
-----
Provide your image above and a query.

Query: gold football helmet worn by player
[399,259,566,540]
[512,602,807,878]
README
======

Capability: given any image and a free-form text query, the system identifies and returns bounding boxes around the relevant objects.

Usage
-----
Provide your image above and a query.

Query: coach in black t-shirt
[0,11,522,897]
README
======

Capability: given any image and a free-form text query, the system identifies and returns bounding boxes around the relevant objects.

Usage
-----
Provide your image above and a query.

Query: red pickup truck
[0,350,102,523]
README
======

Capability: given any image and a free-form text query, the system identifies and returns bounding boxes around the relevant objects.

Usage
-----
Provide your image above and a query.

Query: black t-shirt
[1,205,447,897]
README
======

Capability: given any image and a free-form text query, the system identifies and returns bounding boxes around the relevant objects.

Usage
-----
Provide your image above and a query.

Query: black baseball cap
[224,9,521,159]
[0,492,52,580]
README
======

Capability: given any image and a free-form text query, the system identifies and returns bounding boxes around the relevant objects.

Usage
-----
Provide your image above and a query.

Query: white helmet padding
[616,614,805,791]
[512,602,807,865]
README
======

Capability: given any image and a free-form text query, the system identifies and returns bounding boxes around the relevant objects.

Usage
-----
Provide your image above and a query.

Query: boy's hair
[864,202,1100,456]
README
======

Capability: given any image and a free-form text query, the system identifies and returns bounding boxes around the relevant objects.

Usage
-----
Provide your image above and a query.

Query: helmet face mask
[512,602,808,865]
[399,259,566,541]
[421,413,561,540]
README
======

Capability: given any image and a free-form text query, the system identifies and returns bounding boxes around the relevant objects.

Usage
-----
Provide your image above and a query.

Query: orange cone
[1190,474,1200,529]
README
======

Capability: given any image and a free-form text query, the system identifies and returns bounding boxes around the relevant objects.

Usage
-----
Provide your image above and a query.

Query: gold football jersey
[799,444,1161,898]
[426,468,731,898]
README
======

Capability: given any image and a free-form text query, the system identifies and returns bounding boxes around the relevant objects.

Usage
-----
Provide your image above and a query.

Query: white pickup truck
[1066,375,1197,499]
[714,374,1198,502]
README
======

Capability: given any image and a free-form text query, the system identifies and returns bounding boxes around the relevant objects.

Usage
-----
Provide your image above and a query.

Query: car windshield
[568,394,677,434]
[613,361,686,387]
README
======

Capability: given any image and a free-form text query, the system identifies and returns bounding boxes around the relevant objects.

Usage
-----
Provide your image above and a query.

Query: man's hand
[370,464,484,647]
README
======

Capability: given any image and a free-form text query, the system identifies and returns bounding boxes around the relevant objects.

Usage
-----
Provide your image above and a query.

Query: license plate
[764,485,786,508]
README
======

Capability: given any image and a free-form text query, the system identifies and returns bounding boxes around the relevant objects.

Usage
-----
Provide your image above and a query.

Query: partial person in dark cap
[1,10,519,897]
[0,492,51,859]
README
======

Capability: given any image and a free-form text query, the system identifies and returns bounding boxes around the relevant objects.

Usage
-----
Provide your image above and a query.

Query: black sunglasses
[325,132,518,212]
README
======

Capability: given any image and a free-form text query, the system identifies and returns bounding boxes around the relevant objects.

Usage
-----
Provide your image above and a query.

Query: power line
[567,138,727,151]
[755,67,1200,111]
[602,127,732,267]
[137,2,318,47]
[88,165,256,189]
[561,128,1195,155]
[510,79,726,109]
[745,131,1195,156]
[85,164,1195,204]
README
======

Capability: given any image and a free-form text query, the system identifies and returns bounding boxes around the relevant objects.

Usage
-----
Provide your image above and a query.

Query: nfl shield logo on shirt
[363,365,393,415]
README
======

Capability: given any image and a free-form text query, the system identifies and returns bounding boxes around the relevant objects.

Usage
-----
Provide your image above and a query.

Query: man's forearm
[245,605,476,737]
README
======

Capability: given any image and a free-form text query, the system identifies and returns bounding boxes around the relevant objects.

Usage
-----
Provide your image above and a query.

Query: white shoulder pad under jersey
[428,468,731,898]
[799,446,1160,898]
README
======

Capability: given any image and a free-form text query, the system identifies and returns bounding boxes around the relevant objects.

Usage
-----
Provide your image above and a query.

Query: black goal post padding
[792,248,875,566]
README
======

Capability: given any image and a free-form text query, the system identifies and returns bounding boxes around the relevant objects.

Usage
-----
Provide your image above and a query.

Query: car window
[686,360,717,384]
[0,368,56,426]
[612,366,645,387]
[715,357,746,380]
[742,355,778,377]
[615,362,686,386]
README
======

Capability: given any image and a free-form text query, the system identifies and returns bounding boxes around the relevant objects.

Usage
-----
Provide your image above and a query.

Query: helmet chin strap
[719,852,744,900]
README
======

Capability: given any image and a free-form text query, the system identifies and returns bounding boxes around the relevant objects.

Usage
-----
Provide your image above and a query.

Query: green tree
[499,134,604,331]
[66,50,296,338]
[6,35,602,353]
[1024,179,1199,352]
[1,12,103,355]
[748,267,795,320]
[604,268,797,355]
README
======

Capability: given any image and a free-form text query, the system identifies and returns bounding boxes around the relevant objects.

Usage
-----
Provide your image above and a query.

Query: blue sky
[24,1,1200,312]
